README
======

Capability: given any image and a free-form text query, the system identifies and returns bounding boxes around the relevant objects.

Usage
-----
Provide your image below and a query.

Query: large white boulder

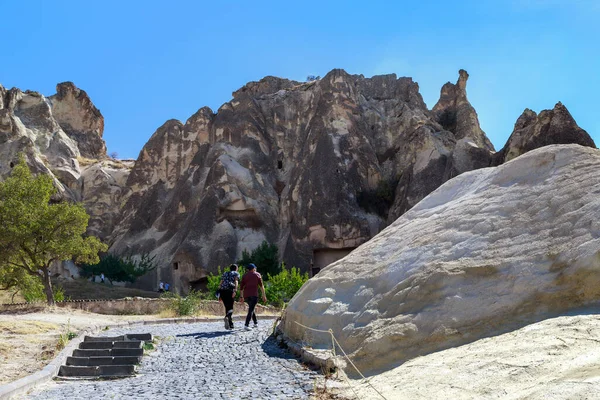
[281,144,600,375]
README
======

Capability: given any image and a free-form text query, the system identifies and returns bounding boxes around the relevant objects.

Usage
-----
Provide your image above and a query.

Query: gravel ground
[24,319,319,399]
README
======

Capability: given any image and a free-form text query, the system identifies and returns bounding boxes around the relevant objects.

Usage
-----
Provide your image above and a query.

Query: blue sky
[1,0,598,159]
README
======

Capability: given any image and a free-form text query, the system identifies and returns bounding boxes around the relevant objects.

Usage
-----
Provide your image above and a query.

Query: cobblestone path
[25,320,319,399]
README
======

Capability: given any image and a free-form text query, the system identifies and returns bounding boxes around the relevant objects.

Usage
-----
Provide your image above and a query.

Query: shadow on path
[261,335,300,361]
[176,331,233,339]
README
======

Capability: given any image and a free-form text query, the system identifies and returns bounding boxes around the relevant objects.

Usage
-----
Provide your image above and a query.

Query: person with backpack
[238,263,267,331]
[219,264,240,330]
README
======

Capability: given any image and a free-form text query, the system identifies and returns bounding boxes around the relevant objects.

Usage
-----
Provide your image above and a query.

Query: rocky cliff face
[281,144,600,376]
[0,82,130,242]
[49,82,106,159]
[0,70,595,292]
[108,69,502,290]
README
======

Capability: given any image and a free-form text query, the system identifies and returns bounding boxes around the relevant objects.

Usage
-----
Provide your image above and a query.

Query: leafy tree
[237,240,280,278]
[0,156,107,305]
[80,253,156,284]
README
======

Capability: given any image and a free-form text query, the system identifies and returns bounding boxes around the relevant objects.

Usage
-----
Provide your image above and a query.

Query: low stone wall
[0,298,279,316]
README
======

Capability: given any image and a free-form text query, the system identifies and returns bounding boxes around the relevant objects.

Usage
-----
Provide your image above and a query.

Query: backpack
[220,271,238,290]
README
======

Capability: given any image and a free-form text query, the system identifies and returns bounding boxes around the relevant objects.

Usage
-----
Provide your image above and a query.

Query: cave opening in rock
[312,247,356,273]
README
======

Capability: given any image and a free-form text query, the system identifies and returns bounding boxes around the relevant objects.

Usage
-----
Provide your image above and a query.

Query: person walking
[100,273,105,283]
[219,264,240,330]
[239,263,267,331]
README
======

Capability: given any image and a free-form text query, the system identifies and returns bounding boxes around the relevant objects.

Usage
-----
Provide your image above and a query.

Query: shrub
[162,290,201,316]
[265,264,309,307]
[22,282,66,303]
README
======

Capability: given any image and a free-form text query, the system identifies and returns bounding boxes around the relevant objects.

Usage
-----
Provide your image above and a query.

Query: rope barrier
[293,321,389,400]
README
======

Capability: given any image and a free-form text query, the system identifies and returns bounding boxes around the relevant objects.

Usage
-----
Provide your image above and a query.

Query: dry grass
[0,290,24,304]
[76,156,99,166]
[59,279,161,300]
[0,321,59,335]
[157,308,178,318]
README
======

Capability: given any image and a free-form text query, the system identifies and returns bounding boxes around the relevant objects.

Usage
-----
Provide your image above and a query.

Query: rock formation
[109,69,498,290]
[0,82,130,243]
[49,82,106,159]
[281,144,600,375]
[0,70,595,292]
[493,102,595,164]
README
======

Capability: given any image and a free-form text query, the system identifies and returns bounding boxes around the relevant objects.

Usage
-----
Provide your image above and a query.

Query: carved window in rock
[173,262,179,270]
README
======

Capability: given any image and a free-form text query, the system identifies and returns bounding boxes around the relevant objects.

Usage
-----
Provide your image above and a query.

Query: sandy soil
[343,313,600,400]
[0,308,159,385]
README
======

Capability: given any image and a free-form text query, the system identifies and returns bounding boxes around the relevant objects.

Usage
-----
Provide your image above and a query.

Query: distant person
[219,264,240,330]
[100,273,105,283]
[239,263,267,331]
[165,282,170,292]
[159,281,164,293]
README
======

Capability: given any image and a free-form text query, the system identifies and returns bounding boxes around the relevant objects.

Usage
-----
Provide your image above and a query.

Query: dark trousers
[221,289,234,326]
[244,296,258,326]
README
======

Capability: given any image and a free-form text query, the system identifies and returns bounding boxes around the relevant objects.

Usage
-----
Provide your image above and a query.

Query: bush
[162,290,201,316]
[237,241,280,278]
[22,281,66,303]
[265,264,309,308]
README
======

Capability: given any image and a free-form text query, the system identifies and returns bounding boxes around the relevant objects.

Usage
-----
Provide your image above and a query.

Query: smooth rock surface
[351,313,600,400]
[281,144,600,375]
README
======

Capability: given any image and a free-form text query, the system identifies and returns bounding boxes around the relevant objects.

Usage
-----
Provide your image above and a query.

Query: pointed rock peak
[324,68,350,79]
[495,102,595,164]
[185,106,214,126]
[514,108,538,129]
[158,119,184,131]
[54,81,89,101]
[457,69,469,90]
[431,70,493,150]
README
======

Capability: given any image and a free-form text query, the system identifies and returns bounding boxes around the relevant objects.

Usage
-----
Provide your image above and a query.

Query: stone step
[83,333,152,342]
[83,335,125,342]
[79,340,143,350]
[58,365,136,377]
[66,356,142,366]
[73,348,144,357]
[127,333,152,341]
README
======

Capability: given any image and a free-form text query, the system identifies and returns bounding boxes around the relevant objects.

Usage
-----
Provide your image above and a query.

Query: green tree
[80,253,156,284]
[0,157,107,305]
[237,240,280,278]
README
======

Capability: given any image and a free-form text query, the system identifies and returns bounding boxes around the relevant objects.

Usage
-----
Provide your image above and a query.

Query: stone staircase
[58,333,152,378]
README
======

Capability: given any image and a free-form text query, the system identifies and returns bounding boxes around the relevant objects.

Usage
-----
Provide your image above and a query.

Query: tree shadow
[176,331,233,339]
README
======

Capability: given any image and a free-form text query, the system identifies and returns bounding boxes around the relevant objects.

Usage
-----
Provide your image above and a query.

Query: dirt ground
[0,307,160,385]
